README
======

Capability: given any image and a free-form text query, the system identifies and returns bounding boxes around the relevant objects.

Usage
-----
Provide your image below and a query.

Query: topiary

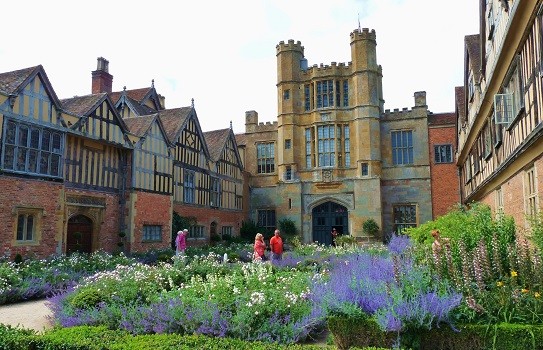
[67,287,108,310]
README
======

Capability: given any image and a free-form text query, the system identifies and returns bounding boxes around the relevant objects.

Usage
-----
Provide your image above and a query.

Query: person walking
[269,229,284,261]
[176,229,188,256]
[331,227,339,246]
[253,233,267,262]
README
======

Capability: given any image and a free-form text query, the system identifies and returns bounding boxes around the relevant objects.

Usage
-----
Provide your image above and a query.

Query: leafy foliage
[278,217,297,236]
[239,220,262,241]
[362,219,380,236]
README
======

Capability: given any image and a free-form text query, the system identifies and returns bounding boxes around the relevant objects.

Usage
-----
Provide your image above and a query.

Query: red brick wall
[173,204,246,247]
[479,155,543,231]
[130,191,172,253]
[0,176,63,259]
[429,123,461,218]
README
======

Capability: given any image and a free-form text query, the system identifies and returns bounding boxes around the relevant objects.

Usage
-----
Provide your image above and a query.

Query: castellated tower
[240,28,441,245]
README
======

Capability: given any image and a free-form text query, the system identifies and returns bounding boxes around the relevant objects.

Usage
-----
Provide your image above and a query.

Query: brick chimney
[91,57,113,94]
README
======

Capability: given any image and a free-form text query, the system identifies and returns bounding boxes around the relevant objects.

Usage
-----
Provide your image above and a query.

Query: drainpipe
[119,150,128,253]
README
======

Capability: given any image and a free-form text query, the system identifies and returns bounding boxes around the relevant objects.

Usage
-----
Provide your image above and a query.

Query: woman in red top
[253,233,267,261]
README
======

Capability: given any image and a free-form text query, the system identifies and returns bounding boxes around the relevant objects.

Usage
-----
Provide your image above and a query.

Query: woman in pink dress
[176,229,188,256]
[253,233,267,261]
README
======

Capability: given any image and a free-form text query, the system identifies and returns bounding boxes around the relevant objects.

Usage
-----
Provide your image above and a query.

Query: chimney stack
[91,57,113,94]
[414,91,427,107]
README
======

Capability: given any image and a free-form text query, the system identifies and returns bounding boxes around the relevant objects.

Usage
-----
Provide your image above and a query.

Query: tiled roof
[0,66,40,95]
[204,128,231,162]
[465,34,481,82]
[126,96,157,116]
[123,114,157,137]
[109,87,150,104]
[428,112,456,126]
[455,86,466,125]
[159,107,192,143]
[234,133,248,146]
[61,93,107,117]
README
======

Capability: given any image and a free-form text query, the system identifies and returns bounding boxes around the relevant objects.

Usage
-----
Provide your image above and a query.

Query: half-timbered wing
[124,114,173,194]
[204,128,244,210]
[61,93,133,191]
[0,65,66,179]
[159,107,211,205]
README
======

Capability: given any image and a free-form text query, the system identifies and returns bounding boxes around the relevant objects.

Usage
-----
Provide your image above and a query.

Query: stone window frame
[524,166,539,220]
[142,224,162,242]
[256,142,275,174]
[188,225,205,239]
[434,144,453,164]
[257,209,276,234]
[392,204,418,234]
[13,206,43,245]
[221,226,233,236]
[391,130,414,166]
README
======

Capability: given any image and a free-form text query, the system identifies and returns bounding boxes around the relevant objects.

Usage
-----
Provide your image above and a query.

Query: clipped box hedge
[0,324,389,350]
[327,315,543,350]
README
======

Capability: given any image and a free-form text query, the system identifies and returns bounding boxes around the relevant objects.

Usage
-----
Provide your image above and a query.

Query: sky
[1,0,479,133]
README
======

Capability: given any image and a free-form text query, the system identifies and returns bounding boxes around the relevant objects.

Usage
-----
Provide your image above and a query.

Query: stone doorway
[312,201,348,245]
[67,215,93,254]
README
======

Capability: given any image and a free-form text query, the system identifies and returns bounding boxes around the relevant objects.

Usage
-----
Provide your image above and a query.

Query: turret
[349,28,382,109]
[276,39,305,83]
[350,28,378,72]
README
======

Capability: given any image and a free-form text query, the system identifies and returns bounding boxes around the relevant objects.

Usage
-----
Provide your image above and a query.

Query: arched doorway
[67,215,93,254]
[312,201,348,245]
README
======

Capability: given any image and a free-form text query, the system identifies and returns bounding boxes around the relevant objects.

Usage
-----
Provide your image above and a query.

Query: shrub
[66,287,108,309]
[334,235,357,247]
[0,324,36,350]
[362,219,379,237]
[328,315,396,349]
[278,218,297,236]
[240,220,261,240]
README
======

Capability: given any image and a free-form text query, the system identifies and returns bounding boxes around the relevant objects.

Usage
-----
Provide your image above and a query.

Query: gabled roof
[61,93,108,117]
[465,34,481,83]
[204,128,231,162]
[124,96,157,116]
[110,85,163,111]
[0,65,61,107]
[204,128,244,169]
[123,114,157,137]
[455,86,467,125]
[158,107,193,143]
[0,66,38,95]
[109,87,151,105]
[61,92,129,133]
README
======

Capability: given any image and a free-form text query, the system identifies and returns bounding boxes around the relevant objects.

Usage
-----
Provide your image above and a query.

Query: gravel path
[0,299,54,332]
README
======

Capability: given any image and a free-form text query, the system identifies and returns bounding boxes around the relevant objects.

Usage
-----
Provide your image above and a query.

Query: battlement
[276,39,304,54]
[301,61,353,76]
[350,28,377,42]
[254,121,278,132]
[384,107,412,116]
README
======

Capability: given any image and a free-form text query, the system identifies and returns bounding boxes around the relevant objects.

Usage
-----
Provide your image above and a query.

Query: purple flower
[387,234,412,255]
